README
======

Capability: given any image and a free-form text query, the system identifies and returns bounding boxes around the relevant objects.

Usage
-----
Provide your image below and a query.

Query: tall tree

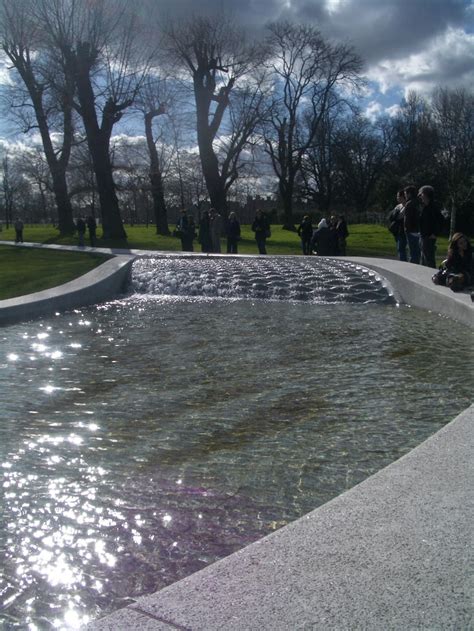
[334,113,392,214]
[431,87,474,236]
[262,21,362,229]
[38,0,153,239]
[162,13,264,214]
[0,0,75,234]
[299,105,342,214]
[135,77,171,234]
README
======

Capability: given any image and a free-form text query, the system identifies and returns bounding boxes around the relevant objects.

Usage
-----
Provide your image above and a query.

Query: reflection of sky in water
[0,298,473,629]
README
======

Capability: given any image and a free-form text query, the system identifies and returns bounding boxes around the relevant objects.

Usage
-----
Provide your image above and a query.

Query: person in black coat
[403,185,420,264]
[86,215,97,246]
[251,209,270,254]
[198,210,212,253]
[226,212,241,254]
[76,216,86,247]
[297,215,313,255]
[418,185,443,268]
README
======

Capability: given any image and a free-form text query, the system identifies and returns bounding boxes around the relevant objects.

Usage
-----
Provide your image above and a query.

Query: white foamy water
[131,256,395,304]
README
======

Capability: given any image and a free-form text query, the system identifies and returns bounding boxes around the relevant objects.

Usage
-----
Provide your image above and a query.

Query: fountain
[0,256,472,629]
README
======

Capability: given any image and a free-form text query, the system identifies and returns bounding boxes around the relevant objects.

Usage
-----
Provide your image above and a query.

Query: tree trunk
[195,89,228,214]
[13,63,75,234]
[279,180,296,230]
[144,111,170,235]
[73,45,126,240]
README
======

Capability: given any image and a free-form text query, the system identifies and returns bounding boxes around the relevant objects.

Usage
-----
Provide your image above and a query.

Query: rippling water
[131,256,395,303]
[0,294,472,629]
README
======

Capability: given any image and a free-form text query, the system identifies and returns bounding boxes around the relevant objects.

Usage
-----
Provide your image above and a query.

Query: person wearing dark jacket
[198,210,212,253]
[418,185,442,268]
[76,216,86,247]
[86,215,97,246]
[310,218,337,255]
[335,215,349,256]
[177,210,195,252]
[251,209,270,254]
[432,233,473,291]
[403,185,420,264]
[226,212,241,254]
[297,215,313,255]
[388,190,407,261]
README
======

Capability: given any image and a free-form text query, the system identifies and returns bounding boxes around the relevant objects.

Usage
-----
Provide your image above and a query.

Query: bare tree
[134,77,172,234]
[0,0,76,234]
[299,106,343,214]
[262,21,362,229]
[162,13,265,214]
[333,113,392,214]
[431,87,474,237]
[37,0,154,239]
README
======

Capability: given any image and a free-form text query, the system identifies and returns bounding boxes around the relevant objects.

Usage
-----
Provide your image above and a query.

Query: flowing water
[0,257,472,629]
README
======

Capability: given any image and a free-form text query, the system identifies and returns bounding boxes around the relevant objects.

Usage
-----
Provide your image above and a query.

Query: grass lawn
[0,223,451,300]
[0,246,111,300]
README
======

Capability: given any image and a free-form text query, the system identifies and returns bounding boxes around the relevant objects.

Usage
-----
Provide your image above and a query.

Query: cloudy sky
[153,0,474,118]
[0,0,473,139]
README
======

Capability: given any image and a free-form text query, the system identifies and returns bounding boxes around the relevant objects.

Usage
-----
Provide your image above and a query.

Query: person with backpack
[388,190,407,261]
[418,185,443,268]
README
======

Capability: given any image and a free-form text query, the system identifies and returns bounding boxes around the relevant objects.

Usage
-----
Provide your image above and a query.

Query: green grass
[0,246,111,300]
[0,223,452,300]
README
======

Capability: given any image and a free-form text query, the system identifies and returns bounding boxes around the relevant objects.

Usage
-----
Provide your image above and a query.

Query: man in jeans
[418,185,442,268]
[403,185,420,264]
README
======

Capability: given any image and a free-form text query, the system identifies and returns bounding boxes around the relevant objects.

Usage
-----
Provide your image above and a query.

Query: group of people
[388,185,444,267]
[76,215,97,247]
[177,208,236,254]
[388,185,473,292]
[297,214,349,256]
[178,208,265,255]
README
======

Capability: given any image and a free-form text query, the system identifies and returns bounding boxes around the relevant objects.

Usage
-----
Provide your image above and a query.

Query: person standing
[226,212,241,254]
[86,215,97,247]
[251,209,270,254]
[177,209,193,252]
[418,185,442,268]
[76,216,86,247]
[403,185,420,264]
[185,215,196,252]
[14,217,24,243]
[209,208,223,253]
[335,215,349,256]
[198,210,212,253]
[297,215,313,255]
[388,190,407,261]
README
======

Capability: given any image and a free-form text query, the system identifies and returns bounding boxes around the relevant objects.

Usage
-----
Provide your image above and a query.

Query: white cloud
[366,27,474,97]
[364,100,383,122]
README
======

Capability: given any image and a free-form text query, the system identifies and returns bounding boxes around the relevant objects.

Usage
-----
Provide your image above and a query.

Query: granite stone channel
[0,245,472,630]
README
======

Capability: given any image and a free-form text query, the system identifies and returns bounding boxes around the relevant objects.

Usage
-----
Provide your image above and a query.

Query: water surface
[1,296,472,629]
